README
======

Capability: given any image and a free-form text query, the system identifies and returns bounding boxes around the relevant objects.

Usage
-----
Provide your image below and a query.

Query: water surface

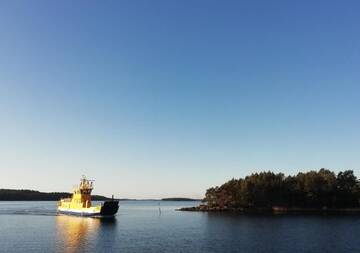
[0,201,359,252]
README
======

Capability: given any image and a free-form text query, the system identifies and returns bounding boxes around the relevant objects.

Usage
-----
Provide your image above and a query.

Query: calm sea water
[0,201,360,253]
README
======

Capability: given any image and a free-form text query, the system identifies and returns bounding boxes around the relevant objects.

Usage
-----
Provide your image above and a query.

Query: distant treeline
[162,198,200,201]
[0,189,109,201]
[205,169,360,209]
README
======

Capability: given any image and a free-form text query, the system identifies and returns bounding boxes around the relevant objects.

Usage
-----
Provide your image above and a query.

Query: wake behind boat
[57,176,119,217]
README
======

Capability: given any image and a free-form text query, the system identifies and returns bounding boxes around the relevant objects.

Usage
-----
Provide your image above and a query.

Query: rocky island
[180,169,360,214]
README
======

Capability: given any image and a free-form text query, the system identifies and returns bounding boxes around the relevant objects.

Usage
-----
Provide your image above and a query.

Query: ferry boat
[57,176,119,217]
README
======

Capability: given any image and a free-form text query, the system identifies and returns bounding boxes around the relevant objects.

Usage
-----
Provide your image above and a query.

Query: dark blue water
[0,201,360,253]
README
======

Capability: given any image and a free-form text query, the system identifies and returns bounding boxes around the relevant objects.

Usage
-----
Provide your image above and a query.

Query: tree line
[0,189,109,201]
[204,169,360,209]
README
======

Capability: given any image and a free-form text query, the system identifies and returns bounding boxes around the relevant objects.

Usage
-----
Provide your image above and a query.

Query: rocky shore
[178,205,360,214]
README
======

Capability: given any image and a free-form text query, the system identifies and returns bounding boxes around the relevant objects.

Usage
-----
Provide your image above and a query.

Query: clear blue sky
[0,1,359,198]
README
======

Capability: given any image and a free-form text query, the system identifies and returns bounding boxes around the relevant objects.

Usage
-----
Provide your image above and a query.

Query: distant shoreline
[161,198,201,201]
[0,189,200,202]
[0,189,110,201]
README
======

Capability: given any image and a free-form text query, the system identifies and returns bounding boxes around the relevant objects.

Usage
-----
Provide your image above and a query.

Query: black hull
[100,200,119,216]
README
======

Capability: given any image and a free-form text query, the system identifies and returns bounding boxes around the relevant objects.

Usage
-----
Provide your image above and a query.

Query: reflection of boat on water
[57,176,119,217]
[56,215,100,252]
[56,215,117,253]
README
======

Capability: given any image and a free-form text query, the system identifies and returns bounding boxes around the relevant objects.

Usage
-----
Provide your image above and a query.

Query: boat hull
[58,201,119,217]
[58,209,101,217]
[100,201,120,216]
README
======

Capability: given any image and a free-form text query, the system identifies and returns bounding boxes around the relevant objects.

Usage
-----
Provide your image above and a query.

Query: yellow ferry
[57,176,119,217]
